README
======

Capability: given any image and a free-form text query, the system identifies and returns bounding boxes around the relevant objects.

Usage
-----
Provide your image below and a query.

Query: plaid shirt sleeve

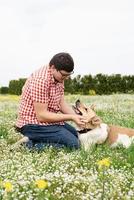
[29,77,49,104]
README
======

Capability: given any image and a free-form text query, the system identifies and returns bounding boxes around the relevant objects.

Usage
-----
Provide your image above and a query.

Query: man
[16,52,87,150]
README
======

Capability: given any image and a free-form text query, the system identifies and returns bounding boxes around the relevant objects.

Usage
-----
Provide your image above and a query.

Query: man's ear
[51,65,56,70]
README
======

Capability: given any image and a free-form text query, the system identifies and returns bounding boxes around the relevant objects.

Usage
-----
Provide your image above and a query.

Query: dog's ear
[90,104,96,111]
[91,116,102,126]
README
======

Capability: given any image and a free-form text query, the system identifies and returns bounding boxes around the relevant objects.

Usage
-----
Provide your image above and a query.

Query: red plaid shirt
[16,65,64,128]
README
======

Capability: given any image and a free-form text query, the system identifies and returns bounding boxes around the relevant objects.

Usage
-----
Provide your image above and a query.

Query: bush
[9,78,26,95]
[89,89,96,95]
[0,87,9,94]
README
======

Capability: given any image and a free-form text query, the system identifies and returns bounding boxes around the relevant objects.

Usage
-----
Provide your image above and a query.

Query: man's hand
[71,114,88,128]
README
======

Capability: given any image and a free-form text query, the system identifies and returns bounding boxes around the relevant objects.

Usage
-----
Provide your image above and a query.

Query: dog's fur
[73,100,134,150]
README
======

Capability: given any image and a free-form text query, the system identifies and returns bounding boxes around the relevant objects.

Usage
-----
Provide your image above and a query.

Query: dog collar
[78,129,92,134]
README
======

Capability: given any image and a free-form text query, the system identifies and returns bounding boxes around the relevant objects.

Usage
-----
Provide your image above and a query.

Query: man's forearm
[37,110,74,123]
[60,101,75,114]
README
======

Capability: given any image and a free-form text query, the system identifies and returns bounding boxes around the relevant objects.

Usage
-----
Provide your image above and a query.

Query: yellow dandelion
[35,179,48,189]
[3,182,13,192]
[97,158,111,168]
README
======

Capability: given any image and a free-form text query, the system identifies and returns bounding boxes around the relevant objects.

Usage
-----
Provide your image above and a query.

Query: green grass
[0,94,134,200]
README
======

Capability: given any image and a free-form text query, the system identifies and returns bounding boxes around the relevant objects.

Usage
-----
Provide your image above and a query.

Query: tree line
[0,74,134,95]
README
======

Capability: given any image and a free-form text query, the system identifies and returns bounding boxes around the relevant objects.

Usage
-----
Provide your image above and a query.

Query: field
[0,94,134,200]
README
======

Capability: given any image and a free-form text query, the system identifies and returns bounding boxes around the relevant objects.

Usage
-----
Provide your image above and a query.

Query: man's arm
[60,96,75,114]
[33,102,87,126]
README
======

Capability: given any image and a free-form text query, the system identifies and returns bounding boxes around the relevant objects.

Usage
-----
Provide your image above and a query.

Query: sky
[0,0,134,86]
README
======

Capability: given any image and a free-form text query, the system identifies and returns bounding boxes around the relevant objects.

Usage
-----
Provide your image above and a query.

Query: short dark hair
[49,52,74,72]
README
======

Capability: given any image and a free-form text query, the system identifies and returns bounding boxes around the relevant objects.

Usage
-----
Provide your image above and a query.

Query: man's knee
[65,137,80,149]
[71,141,80,149]
[64,123,78,138]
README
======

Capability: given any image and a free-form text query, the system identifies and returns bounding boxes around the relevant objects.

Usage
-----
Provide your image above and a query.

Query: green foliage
[1,74,134,95]
[89,89,96,95]
[8,78,26,95]
[0,124,9,139]
[0,86,9,94]
[64,74,134,95]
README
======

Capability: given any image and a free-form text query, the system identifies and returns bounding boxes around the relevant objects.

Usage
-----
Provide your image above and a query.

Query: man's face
[52,66,74,83]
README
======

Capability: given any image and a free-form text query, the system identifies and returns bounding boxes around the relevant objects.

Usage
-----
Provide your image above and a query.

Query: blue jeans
[19,123,80,150]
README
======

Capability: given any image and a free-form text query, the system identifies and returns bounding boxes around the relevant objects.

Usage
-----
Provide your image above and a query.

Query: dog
[73,99,134,150]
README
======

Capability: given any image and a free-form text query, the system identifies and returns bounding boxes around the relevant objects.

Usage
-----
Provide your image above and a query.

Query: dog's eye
[85,108,88,111]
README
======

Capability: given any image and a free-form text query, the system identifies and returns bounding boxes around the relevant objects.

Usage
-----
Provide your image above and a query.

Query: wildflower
[3,181,13,192]
[35,179,48,189]
[97,158,111,168]
[0,180,2,186]
[0,180,3,189]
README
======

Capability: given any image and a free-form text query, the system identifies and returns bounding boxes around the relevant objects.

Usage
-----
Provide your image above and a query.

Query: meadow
[0,94,134,200]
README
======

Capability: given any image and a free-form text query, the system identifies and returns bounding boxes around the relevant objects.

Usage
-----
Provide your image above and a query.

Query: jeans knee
[68,139,80,149]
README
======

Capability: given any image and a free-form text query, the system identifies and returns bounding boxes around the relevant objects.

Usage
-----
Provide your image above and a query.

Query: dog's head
[73,99,102,130]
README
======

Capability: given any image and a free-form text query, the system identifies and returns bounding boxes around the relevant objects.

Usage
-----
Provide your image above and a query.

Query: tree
[0,87,9,94]
[9,78,26,95]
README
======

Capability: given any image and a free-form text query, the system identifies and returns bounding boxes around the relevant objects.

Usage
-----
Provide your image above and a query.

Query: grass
[0,94,134,200]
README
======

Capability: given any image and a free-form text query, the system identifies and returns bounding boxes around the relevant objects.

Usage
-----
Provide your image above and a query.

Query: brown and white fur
[73,100,134,150]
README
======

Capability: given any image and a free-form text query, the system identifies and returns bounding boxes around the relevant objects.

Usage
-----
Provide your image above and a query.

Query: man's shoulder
[24,65,49,86]
[32,65,49,78]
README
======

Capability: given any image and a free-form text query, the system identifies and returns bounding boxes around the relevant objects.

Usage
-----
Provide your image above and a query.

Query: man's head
[49,52,74,82]
[49,52,74,72]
